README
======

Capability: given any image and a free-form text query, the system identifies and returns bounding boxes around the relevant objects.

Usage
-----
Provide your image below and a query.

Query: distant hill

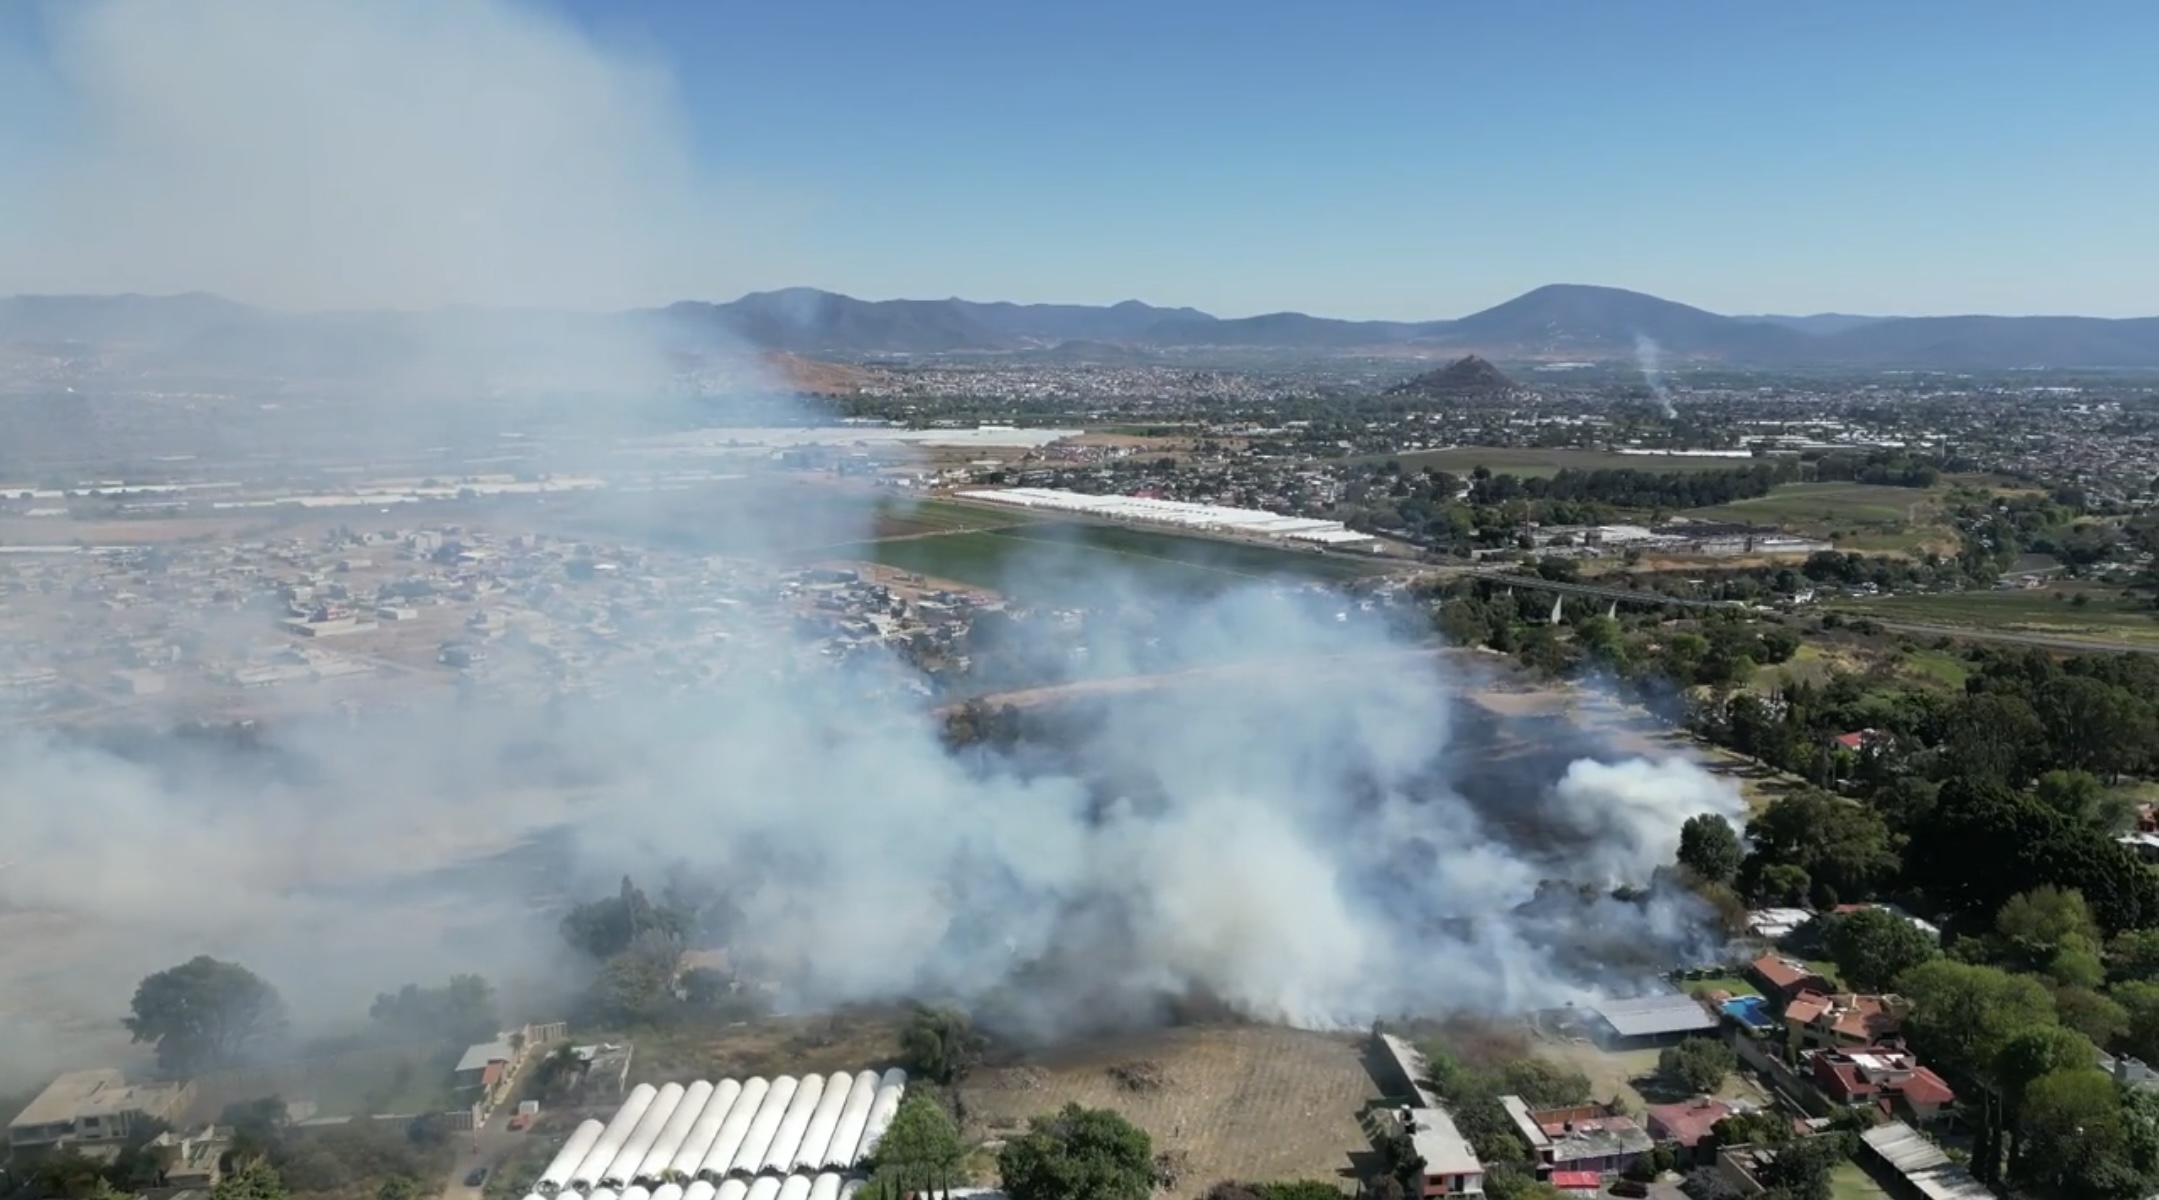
[5,287,2158,369]
[1386,355,1523,398]
[1736,313,1892,336]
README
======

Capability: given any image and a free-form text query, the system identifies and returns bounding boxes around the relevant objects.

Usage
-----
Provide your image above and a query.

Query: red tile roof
[1552,1172,1604,1190]
[1751,953,1829,992]
[1645,1099,1740,1148]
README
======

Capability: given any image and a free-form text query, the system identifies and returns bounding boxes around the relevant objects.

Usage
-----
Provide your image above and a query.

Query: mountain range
[5,284,2158,371]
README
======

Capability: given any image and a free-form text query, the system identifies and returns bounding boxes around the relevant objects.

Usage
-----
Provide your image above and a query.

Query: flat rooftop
[10,1070,184,1129]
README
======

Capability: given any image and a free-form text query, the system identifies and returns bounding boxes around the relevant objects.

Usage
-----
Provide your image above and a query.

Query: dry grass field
[961,1026,1379,1193]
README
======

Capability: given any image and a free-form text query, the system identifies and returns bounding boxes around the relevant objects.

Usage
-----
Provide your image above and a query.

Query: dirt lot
[1530,1033,1769,1112]
[962,1026,1379,1193]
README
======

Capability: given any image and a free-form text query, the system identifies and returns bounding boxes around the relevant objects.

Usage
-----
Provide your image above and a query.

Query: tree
[1995,1026,2098,1120]
[1895,959,2057,1083]
[375,1180,421,1200]
[2054,988,2131,1046]
[368,976,497,1044]
[584,954,675,1027]
[1677,815,1742,886]
[2108,930,2159,983]
[998,1103,1154,1200]
[2112,982,2159,1063]
[1824,907,1939,992]
[901,1004,986,1086]
[125,957,289,1075]
[2036,770,2135,832]
[1996,887,2102,967]
[1658,1039,1737,1095]
[212,1161,287,1200]
[1751,1133,1845,1200]
[560,876,694,962]
[1739,791,1896,908]
[866,1093,965,1199]
[2019,1068,2124,1189]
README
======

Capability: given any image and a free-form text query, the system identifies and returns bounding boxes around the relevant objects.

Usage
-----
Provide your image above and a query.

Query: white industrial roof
[1591,993,1720,1038]
[957,488,1375,545]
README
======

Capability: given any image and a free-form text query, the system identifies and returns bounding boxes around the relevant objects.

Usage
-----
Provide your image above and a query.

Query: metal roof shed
[1589,994,1719,1041]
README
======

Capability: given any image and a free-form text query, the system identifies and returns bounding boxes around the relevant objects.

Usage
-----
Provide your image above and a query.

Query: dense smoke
[0,0,1747,1081]
[1635,332,1676,418]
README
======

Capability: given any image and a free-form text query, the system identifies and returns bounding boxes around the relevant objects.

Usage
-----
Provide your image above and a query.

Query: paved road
[440,1108,527,1200]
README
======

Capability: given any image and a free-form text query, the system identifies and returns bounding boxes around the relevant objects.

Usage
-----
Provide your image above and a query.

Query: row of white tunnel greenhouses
[528,1069,907,1199]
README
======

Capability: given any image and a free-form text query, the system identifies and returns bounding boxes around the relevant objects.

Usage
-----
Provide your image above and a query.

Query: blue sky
[3,1,2154,317]
[534,0,2156,318]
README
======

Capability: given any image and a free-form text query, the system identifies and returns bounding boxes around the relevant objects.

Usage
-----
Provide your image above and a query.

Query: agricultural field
[1685,482,1933,529]
[1382,447,1750,477]
[961,1026,1379,1193]
[1833,584,2159,645]
[807,521,1390,600]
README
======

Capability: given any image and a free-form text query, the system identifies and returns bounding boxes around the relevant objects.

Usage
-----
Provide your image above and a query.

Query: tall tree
[1739,790,1896,907]
[865,1094,966,1199]
[1676,815,1742,886]
[124,957,289,1076]
[1824,907,1939,992]
[900,1005,986,1086]
[1895,959,2057,1084]
[998,1104,1154,1200]
[368,975,498,1044]
[2018,1069,2124,1190]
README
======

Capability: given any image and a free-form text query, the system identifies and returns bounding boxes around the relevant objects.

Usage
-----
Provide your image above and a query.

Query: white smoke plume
[1635,332,1676,418]
[0,0,1749,1082]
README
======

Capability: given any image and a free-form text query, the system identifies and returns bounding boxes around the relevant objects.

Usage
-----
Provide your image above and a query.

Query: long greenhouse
[526,1068,905,1200]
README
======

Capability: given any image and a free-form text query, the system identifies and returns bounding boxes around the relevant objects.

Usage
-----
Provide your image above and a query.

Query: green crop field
[809,520,1389,599]
[1835,585,2159,644]
[1377,446,1755,477]
[1687,482,1934,528]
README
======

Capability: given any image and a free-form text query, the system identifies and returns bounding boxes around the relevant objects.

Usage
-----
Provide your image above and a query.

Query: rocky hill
[1386,355,1523,398]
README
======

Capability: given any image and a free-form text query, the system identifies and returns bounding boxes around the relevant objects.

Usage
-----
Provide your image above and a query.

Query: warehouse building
[1583,993,1720,1049]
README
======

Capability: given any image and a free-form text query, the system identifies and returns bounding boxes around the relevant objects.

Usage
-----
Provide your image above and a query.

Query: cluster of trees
[1465,463,1792,512]
[119,956,515,1083]
[367,975,497,1045]
[1698,649,2159,806]
[850,1092,1156,1200]
[557,876,759,1029]
[1433,584,1801,687]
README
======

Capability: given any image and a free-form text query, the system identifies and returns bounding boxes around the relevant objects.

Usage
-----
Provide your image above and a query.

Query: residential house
[1808,1048,1956,1126]
[1502,1098,1655,1179]
[1384,1105,1485,1198]
[1645,1097,1752,1166]
[1748,953,1834,1005]
[453,1037,517,1107]
[1784,991,1908,1054]
[7,1069,194,1152]
[147,1126,229,1189]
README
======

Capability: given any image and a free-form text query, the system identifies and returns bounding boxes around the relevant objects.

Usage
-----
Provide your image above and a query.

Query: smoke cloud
[0,0,765,310]
[1635,332,1676,418]
[0,0,1748,1084]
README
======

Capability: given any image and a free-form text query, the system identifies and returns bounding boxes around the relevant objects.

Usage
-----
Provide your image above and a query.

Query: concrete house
[7,1070,194,1153]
